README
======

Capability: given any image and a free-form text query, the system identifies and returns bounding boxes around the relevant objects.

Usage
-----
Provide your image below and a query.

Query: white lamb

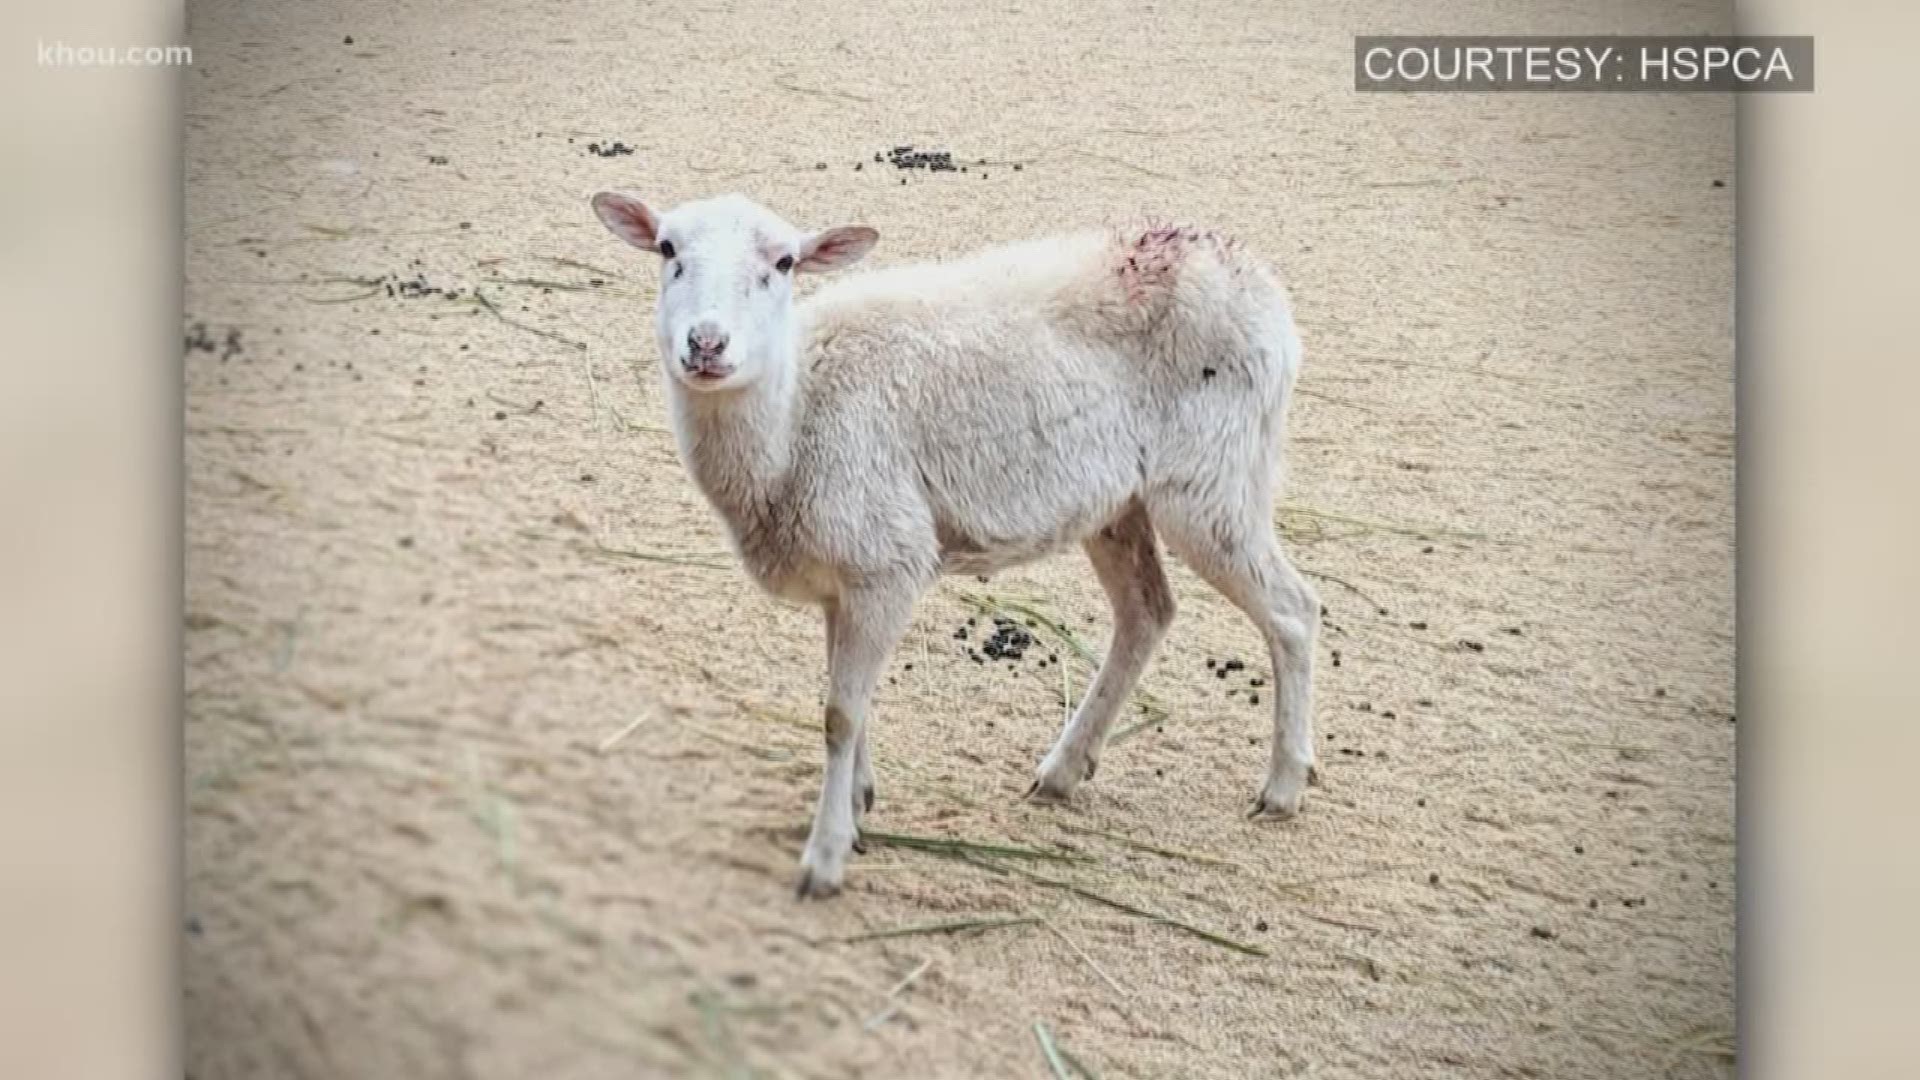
[591,191,1320,898]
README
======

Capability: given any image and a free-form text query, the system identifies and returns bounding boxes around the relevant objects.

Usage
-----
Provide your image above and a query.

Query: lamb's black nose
[688,323,729,359]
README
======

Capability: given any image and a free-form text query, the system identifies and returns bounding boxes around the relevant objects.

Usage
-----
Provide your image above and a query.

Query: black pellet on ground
[1222,659,1245,673]
[1460,640,1485,652]
[980,621,1034,661]
[1530,927,1555,940]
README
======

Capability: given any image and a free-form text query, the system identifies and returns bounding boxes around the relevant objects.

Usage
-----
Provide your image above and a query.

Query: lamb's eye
[775,255,794,273]
[657,240,677,260]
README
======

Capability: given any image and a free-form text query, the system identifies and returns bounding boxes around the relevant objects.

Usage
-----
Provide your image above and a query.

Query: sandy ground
[183,1,1735,1076]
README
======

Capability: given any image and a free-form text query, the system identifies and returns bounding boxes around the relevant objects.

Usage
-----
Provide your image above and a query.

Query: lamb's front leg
[823,604,876,836]
[797,580,918,899]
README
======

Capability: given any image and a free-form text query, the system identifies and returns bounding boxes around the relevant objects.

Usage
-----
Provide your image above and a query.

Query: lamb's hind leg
[1028,502,1175,802]
[798,579,918,899]
[1150,491,1320,818]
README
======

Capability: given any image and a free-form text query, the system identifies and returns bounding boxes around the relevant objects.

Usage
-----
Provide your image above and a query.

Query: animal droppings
[980,621,1034,661]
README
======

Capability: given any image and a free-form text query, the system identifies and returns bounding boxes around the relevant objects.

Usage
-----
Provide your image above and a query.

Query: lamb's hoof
[1027,747,1095,804]
[1020,779,1067,804]
[794,868,843,900]
[1247,783,1308,820]
[796,837,850,899]
[1307,765,1321,787]
[1248,763,1312,820]
[1024,774,1077,804]
[851,832,869,855]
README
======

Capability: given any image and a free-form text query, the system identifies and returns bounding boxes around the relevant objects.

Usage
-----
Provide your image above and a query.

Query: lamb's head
[590,192,878,392]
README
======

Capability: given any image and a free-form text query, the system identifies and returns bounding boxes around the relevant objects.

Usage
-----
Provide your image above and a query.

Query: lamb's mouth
[680,361,735,385]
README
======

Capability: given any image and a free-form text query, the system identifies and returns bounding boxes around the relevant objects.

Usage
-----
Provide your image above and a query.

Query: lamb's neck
[670,361,801,528]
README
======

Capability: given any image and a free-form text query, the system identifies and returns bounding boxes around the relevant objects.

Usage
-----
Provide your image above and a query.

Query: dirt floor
[183,1,1735,1076]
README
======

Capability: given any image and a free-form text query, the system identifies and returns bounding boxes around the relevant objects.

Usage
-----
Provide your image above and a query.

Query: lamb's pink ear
[591,191,660,252]
[796,225,878,273]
